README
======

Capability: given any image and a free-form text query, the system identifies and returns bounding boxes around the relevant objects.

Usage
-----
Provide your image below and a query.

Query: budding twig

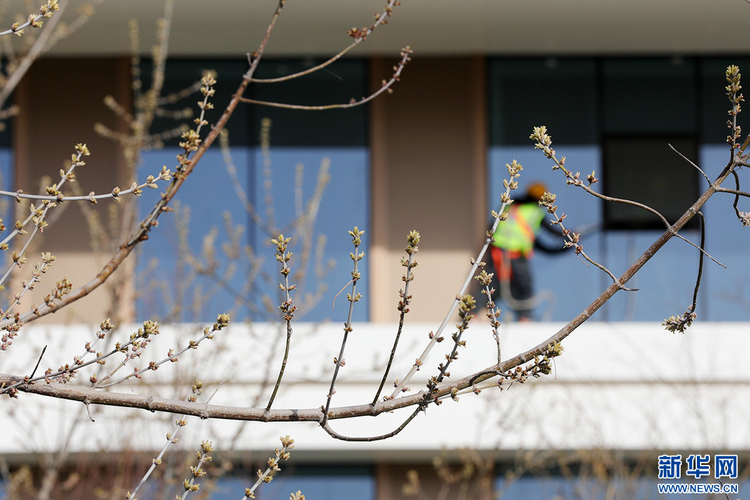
[372,230,419,405]
[266,235,295,411]
[321,227,364,425]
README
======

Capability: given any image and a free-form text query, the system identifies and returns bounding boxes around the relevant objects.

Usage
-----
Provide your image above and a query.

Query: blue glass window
[488,56,750,321]
[136,59,369,322]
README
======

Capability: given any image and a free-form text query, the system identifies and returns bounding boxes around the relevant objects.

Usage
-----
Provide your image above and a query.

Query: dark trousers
[489,247,534,320]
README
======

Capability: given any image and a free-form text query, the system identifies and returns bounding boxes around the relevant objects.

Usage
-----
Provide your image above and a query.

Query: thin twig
[539,191,637,291]
[41,0,102,52]
[95,316,229,389]
[0,169,170,202]
[251,0,401,83]
[475,270,502,364]
[322,407,420,442]
[732,170,742,222]
[321,228,364,425]
[691,211,706,311]
[663,211,707,333]
[372,231,419,404]
[669,143,711,184]
[29,345,46,379]
[290,158,330,291]
[129,381,211,500]
[241,436,294,500]
[422,294,476,406]
[715,186,750,198]
[0,1,59,39]
[331,279,353,311]
[0,0,66,109]
[219,129,271,233]
[265,234,295,411]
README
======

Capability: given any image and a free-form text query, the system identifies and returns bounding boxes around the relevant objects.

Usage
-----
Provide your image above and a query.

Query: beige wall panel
[13,251,118,324]
[14,58,133,324]
[370,58,487,323]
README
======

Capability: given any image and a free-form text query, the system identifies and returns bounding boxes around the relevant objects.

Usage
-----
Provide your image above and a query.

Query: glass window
[602,135,700,230]
[250,59,367,147]
[136,59,369,322]
[602,58,697,135]
[488,56,717,321]
[489,58,597,146]
[601,58,700,230]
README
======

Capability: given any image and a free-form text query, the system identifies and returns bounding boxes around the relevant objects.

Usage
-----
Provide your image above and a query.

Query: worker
[488,181,565,321]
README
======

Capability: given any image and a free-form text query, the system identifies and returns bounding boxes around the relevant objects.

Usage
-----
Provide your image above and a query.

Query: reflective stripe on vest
[491,203,545,254]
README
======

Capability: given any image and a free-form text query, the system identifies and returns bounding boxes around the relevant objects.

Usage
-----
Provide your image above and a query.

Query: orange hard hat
[527,182,547,201]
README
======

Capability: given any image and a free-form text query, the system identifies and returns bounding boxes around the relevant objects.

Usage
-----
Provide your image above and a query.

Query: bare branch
[251,0,401,84]
[265,235,296,411]
[241,47,411,110]
[372,230,419,404]
[669,142,711,184]
[321,228,364,424]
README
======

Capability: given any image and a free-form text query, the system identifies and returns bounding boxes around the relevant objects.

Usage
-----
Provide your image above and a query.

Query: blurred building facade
[3,1,750,498]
